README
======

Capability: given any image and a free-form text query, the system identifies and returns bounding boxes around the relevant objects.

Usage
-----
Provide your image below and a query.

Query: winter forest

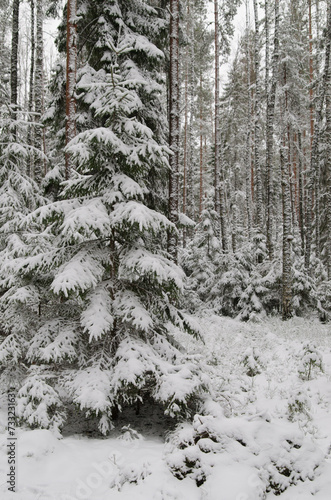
[0,0,331,498]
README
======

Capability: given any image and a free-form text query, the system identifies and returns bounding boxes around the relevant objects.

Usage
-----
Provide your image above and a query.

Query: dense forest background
[0,0,331,433]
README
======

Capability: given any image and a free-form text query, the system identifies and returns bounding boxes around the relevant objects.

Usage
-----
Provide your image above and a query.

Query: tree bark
[214,0,221,217]
[297,131,305,254]
[34,0,44,184]
[253,0,263,234]
[245,0,253,240]
[27,0,35,178]
[199,74,203,219]
[324,4,331,277]
[281,142,293,320]
[214,0,228,251]
[65,0,77,181]
[281,63,293,320]
[305,0,314,270]
[10,0,20,139]
[265,0,279,259]
[168,0,180,262]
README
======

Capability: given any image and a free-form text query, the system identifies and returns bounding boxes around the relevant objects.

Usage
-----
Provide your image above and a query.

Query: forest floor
[0,314,330,499]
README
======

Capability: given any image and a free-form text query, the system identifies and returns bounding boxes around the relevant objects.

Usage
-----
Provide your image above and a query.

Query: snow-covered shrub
[110,461,151,491]
[166,412,325,495]
[242,347,265,377]
[297,342,324,380]
[288,388,311,421]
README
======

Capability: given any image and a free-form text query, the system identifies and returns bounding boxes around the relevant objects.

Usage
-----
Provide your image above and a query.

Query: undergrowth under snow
[0,314,330,499]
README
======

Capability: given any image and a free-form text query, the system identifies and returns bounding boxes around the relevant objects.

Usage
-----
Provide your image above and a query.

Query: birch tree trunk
[168,0,180,262]
[10,0,20,139]
[65,0,77,181]
[33,0,44,184]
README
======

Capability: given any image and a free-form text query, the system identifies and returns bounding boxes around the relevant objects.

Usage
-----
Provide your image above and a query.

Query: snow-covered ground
[0,314,330,499]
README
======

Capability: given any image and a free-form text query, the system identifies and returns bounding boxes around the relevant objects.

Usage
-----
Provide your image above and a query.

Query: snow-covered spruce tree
[180,199,222,309]
[0,104,44,392]
[12,7,207,435]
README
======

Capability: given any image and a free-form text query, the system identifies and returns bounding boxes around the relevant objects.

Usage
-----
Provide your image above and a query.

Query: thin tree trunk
[214,0,227,251]
[34,0,44,184]
[10,0,20,139]
[27,0,35,177]
[245,0,252,240]
[199,77,203,219]
[168,0,180,262]
[281,142,293,320]
[265,0,279,259]
[182,44,188,247]
[65,0,77,181]
[219,136,228,252]
[297,131,305,254]
[324,4,331,278]
[281,63,293,320]
[182,0,192,248]
[253,0,263,234]
[187,8,195,224]
[305,0,314,269]
[214,0,221,217]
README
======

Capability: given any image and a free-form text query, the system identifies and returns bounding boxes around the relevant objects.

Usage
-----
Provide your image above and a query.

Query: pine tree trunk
[253,0,263,234]
[214,0,221,217]
[265,0,279,259]
[182,43,188,247]
[245,0,252,240]
[188,13,195,223]
[324,4,331,278]
[281,64,293,320]
[305,0,314,270]
[199,76,203,219]
[281,143,293,320]
[10,0,20,139]
[214,0,227,252]
[34,0,44,184]
[219,142,228,252]
[297,131,305,254]
[168,0,180,261]
[65,0,77,180]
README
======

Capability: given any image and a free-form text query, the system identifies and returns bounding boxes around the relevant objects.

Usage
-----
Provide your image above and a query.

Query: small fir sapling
[242,346,265,377]
[288,388,312,421]
[16,366,66,432]
[297,343,324,380]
